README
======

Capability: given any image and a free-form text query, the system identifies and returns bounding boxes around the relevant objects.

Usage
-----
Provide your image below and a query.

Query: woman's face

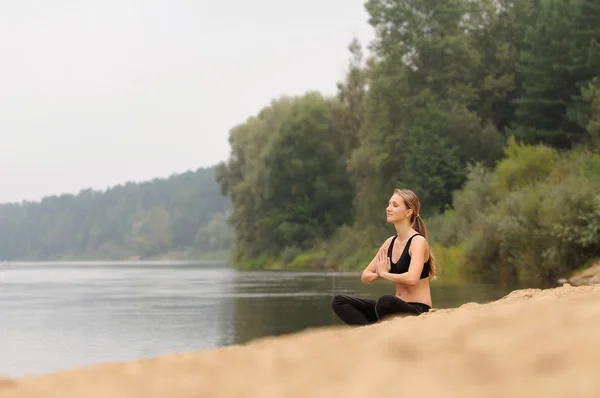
[386,194,409,223]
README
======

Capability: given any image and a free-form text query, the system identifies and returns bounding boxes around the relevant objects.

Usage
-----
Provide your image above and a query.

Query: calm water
[0,261,525,378]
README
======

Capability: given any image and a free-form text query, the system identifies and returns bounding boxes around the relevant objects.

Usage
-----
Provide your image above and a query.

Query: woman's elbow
[405,276,419,286]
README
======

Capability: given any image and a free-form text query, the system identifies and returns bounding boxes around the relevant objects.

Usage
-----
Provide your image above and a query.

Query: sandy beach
[2,283,600,398]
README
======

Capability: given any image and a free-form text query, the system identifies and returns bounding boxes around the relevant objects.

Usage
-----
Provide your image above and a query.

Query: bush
[432,143,600,284]
[429,243,464,284]
[286,250,328,270]
[580,152,600,179]
[428,163,493,246]
[463,168,600,284]
[281,245,303,266]
[320,224,389,270]
[490,136,559,200]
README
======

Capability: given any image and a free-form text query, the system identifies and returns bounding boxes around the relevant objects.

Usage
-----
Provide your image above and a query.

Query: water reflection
[227,271,531,345]
[229,272,340,345]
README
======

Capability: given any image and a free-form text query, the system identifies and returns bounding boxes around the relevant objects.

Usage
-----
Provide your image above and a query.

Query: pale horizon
[0,0,374,204]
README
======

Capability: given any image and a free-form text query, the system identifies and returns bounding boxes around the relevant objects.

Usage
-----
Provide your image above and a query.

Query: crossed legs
[331,293,429,326]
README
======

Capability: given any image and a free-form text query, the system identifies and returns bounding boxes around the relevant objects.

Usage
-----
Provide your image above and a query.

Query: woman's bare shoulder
[412,234,429,244]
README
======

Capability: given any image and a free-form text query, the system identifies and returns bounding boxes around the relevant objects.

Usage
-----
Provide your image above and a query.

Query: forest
[0,167,230,261]
[215,0,600,284]
[3,0,600,285]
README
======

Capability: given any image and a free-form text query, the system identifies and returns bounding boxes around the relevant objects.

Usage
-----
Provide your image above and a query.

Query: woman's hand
[375,247,391,276]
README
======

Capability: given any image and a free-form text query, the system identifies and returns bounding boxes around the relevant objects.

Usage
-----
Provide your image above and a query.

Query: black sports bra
[387,234,431,279]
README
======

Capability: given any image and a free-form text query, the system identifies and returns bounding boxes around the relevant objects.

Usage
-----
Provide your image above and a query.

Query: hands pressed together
[375,247,391,276]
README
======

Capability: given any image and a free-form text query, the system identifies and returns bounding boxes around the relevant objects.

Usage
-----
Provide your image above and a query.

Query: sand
[569,261,600,286]
[2,283,600,398]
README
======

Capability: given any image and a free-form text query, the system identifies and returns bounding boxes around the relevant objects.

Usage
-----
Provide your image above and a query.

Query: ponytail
[393,188,437,279]
[413,215,436,279]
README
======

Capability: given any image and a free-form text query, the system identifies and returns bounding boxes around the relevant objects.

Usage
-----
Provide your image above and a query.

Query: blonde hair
[393,189,436,278]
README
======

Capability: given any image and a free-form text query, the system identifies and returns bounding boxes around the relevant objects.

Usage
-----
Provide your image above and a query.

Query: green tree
[334,37,369,155]
[469,0,539,131]
[260,93,354,252]
[217,92,354,263]
[195,211,232,251]
[512,0,600,148]
[353,0,505,223]
[216,98,296,260]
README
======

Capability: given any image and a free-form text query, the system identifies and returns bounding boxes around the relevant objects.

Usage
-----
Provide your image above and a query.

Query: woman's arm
[361,237,393,284]
[378,236,429,286]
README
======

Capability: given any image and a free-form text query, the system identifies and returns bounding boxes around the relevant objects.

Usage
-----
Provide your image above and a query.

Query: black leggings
[331,293,431,326]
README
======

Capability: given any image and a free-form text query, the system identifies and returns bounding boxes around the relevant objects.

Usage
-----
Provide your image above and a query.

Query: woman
[331,189,436,326]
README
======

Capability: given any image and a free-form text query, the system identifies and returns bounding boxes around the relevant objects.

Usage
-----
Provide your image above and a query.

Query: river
[0,261,528,378]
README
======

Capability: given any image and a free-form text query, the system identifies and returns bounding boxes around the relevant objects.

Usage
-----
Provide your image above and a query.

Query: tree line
[0,167,230,261]
[216,0,600,284]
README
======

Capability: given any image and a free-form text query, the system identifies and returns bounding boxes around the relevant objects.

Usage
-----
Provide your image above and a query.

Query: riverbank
[2,283,600,398]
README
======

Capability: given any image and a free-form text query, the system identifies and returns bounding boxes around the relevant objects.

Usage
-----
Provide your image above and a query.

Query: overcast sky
[0,0,374,204]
